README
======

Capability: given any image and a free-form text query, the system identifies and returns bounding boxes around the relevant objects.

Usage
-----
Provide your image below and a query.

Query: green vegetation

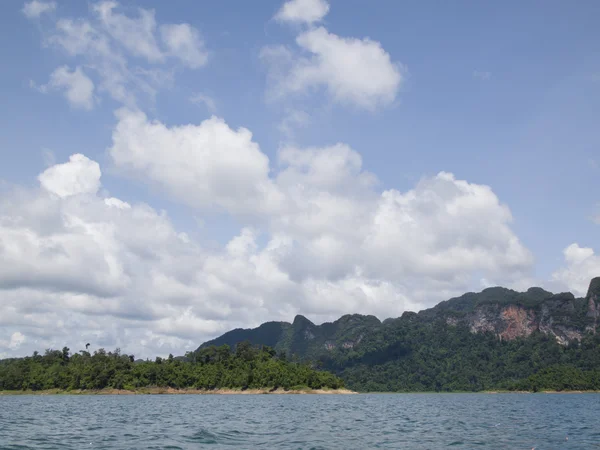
[0,342,344,392]
[200,317,600,393]
[327,321,600,392]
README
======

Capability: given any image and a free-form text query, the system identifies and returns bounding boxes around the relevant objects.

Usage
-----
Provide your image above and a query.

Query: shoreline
[0,387,357,396]
[2,388,599,396]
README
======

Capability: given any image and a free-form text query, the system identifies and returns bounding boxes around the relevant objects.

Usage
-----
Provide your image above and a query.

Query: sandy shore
[0,387,357,396]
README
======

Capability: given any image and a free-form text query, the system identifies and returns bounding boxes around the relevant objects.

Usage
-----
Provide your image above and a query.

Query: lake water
[1,393,599,449]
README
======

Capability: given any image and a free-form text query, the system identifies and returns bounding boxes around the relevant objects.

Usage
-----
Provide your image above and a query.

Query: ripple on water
[0,393,599,449]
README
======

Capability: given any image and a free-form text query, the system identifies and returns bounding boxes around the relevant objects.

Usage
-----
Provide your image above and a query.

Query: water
[1,393,599,449]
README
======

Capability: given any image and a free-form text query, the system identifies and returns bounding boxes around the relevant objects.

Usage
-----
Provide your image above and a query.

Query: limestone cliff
[438,279,600,345]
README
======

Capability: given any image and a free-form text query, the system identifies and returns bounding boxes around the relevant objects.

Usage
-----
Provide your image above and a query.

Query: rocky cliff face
[460,304,537,340]
[440,279,600,345]
[586,277,600,332]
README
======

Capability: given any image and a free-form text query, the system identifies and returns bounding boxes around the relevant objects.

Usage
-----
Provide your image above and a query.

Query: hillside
[0,343,344,392]
[198,277,600,392]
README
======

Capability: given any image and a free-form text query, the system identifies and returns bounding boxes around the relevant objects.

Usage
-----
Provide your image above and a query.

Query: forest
[0,342,344,392]
[327,323,600,392]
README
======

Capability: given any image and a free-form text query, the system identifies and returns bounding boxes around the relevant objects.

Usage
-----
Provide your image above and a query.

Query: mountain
[199,313,381,359]
[198,278,600,392]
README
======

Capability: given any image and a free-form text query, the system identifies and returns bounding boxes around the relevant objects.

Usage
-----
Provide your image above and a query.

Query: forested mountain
[199,278,600,392]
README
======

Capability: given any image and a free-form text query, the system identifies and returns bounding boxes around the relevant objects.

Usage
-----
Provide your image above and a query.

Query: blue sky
[0,0,598,357]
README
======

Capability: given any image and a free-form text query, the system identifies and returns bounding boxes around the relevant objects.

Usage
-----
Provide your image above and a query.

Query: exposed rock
[586,277,600,300]
[446,317,459,326]
[499,305,536,340]
[466,304,536,340]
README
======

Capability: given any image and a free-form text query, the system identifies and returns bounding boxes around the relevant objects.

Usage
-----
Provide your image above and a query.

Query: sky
[0,0,599,359]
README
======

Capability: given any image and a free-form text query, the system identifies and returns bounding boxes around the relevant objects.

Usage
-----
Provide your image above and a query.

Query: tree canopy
[0,342,344,392]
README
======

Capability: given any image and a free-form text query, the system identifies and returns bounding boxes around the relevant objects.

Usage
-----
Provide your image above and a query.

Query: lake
[1,393,599,449]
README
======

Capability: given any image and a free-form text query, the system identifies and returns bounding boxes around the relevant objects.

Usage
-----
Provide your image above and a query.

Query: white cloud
[9,332,26,350]
[0,155,292,358]
[30,2,206,108]
[361,173,532,283]
[48,17,159,106]
[38,153,101,198]
[275,0,330,25]
[93,1,164,63]
[262,27,402,110]
[104,197,131,209]
[160,24,208,69]
[0,332,26,351]
[40,66,96,110]
[189,92,216,112]
[552,244,600,296]
[107,111,532,297]
[22,0,55,19]
[108,109,284,216]
[271,149,532,298]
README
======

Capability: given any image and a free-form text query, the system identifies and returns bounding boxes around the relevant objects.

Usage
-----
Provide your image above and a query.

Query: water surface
[1,393,599,449]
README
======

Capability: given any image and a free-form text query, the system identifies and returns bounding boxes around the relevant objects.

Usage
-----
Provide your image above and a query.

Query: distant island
[0,343,346,394]
[2,277,599,394]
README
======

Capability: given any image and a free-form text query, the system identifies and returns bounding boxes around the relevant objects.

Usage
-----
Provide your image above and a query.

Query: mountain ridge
[200,278,600,352]
[196,278,600,392]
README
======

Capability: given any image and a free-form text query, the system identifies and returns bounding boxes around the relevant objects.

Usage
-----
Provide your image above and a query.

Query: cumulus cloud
[38,154,101,197]
[37,66,96,110]
[108,108,283,216]
[22,0,55,19]
[275,0,330,25]
[262,27,402,110]
[0,332,26,352]
[28,1,206,108]
[107,111,533,307]
[1,157,227,357]
[272,148,532,295]
[552,244,600,296]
